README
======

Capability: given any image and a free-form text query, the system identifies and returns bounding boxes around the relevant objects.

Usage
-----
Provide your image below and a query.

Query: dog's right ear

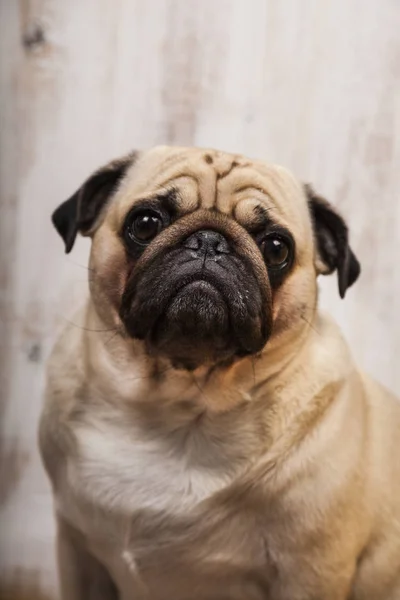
[52,152,137,253]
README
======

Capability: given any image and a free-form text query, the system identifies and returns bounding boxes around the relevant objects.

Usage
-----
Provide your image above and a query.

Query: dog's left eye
[262,235,291,269]
[126,210,163,245]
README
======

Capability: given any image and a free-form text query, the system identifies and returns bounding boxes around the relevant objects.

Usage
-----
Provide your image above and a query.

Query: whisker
[60,316,119,334]
[191,372,211,404]
[66,258,96,272]
[104,329,121,348]
[300,314,320,336]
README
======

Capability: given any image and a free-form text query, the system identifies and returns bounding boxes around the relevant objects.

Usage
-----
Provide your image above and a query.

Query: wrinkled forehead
[114,146,312,239]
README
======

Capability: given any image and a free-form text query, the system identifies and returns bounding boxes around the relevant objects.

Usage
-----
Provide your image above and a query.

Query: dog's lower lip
[168,278,225,307]
[175,277,222,297]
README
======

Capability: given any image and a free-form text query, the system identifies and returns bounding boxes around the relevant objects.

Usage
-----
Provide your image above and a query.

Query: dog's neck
[81,300,353,466]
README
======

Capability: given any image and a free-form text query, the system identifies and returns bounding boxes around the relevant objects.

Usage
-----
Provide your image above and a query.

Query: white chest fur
[65,415,233,520]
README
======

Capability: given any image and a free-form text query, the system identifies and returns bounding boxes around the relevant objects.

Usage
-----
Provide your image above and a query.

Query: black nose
[183,230,230,257]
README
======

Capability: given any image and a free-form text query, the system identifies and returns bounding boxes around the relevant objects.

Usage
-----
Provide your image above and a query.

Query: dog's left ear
[305,184,361,298]
[52,152,137,253]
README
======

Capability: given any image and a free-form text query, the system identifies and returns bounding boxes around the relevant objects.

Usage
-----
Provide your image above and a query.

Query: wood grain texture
[0,0,399,593]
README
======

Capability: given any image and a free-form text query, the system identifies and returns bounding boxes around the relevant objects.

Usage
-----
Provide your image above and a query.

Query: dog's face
[53,146,360,369]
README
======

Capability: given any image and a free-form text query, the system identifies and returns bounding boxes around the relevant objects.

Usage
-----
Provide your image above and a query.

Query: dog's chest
[64,416,232,524]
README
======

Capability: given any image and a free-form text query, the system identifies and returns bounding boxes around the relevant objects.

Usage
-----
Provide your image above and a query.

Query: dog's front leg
[57,517,119,600]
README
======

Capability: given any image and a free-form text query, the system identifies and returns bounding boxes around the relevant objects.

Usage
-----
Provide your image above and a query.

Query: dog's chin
[149,280,233,370]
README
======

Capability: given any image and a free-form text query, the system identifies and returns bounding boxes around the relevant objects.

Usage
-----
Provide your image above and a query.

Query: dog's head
[53,147,360,369]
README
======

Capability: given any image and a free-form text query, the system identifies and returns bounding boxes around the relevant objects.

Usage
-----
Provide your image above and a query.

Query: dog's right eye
[125,209,164,246]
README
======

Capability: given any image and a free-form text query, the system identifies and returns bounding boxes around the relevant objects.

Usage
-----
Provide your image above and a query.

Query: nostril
[184,235,201,251]
[215,239,230,254]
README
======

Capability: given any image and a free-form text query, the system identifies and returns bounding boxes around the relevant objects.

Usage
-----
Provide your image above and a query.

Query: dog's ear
[52,152,136,253]
[305,184,361,298]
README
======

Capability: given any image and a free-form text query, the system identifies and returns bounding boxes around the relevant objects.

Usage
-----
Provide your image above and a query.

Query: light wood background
[1,0,399,596]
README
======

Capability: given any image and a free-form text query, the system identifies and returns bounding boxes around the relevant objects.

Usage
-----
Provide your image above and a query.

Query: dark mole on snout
[204,154,214,164]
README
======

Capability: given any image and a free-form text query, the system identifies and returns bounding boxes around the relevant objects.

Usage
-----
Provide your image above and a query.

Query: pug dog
[39,146,400,600]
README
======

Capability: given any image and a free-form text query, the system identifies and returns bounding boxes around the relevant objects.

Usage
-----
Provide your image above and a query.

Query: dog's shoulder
[39,310,87,487]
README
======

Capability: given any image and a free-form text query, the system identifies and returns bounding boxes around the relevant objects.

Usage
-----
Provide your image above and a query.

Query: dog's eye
[126,210,163,245]
[262,235,290,269]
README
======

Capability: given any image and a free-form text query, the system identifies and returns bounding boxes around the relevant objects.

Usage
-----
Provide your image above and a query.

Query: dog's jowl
[40,146,400,600]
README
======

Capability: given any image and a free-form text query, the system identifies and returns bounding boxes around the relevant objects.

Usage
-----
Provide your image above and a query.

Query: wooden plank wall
[1,0,399,595]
